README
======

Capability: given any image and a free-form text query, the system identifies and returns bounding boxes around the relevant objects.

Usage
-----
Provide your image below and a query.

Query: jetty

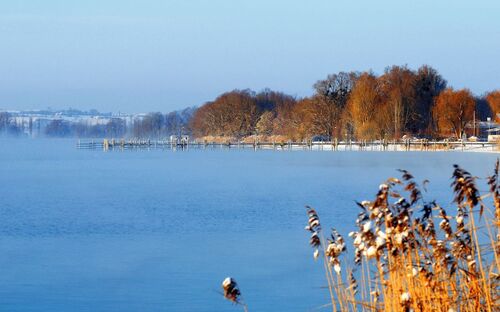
[76,138,499,152]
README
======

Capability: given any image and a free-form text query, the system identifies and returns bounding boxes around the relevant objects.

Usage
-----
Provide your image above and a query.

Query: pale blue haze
[0,1,499,111]
[0,139,498,311]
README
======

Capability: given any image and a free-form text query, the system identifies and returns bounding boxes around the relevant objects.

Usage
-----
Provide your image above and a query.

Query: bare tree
[311,72,358,139]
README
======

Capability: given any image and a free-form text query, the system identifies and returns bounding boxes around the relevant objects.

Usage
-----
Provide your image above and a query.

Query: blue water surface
[0,139,497,311]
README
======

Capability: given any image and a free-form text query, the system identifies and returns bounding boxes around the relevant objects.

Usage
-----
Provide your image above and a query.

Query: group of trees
[190,89,296,138]
[44,118,127,138]
[190,65,500,140]
[131,107,194,138]
[3,65,499,141]
[43,107,195,138]
[0,108,195,138]
[0,112,22,136]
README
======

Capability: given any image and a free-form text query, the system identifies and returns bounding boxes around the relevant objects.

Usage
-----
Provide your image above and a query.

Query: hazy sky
[0,0,499,113]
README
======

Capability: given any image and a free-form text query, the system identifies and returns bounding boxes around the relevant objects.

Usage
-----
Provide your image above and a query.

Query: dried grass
[220,161,500,311]
[305,161,500,311]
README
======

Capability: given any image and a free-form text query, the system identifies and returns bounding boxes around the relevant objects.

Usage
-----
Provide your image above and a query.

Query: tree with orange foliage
[486,90,500,121]
[380,65,418,138]
[346,72,387,139]
[432,89,476,139]
[287,98,315,141]
[255,111,274,136]
[190,90,259,138]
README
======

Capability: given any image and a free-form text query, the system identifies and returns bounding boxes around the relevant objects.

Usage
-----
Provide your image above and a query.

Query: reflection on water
[0,139,497,311]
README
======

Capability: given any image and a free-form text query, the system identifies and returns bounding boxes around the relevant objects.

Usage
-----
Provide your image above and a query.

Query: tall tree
[347,72,387,139]
[432,88,476,139]
[266,91,297,137]
[45,120,71,137]
[106,118,127,137]
[255,89,295,112]
[311,72,357,139]
[486,90,500,120]
[414,65,447,134]
[0,112,10,132]
[0,112,21,135]
[255,111,274,136]
[285,98,315,141]
[380,66,418,138]
[190,90,259,138]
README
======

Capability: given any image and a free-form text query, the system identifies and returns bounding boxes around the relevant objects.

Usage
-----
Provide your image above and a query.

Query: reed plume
[220,162,500,311]
[304,162,500,311]
[221,277,248,311]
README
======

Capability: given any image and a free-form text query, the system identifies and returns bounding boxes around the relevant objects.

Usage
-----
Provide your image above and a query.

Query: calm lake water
[0,139,498,311]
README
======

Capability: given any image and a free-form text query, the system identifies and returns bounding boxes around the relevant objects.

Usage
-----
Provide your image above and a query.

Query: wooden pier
[76,138,499,152]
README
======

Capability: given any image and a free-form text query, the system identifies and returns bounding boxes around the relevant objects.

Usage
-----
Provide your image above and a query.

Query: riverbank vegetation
[2,65,499,140]
[192,65,500,142]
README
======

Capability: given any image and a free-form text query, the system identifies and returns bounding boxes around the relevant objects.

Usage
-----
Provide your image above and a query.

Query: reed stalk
[302,162,500,311]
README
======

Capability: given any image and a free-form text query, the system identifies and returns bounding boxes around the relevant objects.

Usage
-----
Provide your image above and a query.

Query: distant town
[0,107,195,138]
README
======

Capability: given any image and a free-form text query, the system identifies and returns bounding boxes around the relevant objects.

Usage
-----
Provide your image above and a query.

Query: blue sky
[0,0,499,113]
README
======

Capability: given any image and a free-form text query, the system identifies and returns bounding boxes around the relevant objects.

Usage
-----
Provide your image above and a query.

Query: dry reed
[305,161,500,311]
[220,161,500,311]
[221,277,248,312]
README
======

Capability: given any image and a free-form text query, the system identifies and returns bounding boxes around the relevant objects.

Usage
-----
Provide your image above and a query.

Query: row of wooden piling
[76,138,498,152]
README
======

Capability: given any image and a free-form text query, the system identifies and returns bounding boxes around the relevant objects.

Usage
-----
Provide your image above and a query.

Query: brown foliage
[190,90,259,138]
[188,66,494,142]
[380,66,418,138]
[304,164,500,311]
[346,72,387,139]
[432,88,476,139]
[486,90,500,121]
[255,111,274,136]
[287,98,315,141]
